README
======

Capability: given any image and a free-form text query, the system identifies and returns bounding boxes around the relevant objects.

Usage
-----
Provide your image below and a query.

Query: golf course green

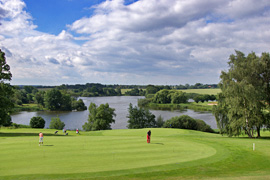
[0,128,269,180]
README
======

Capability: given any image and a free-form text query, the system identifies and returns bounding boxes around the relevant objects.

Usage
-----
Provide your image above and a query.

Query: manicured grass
[182,88,221,95]
[0,128,269,180]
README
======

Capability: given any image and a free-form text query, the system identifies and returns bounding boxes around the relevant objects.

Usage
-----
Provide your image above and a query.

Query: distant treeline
[19,83,218,91]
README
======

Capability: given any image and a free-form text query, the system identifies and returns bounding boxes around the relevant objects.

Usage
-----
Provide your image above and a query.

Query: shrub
[195,119,214,133]
[11,123,31,128]
[138,98,152,107]
[49,116,65,130]
[163,115,214,133]
[30,116,45,128]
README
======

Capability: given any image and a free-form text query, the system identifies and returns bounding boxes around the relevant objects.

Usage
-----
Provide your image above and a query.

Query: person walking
[147,130,151,143]
[39,132,43,146]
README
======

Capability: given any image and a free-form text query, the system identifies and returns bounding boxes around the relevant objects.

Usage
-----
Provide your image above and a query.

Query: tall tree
[44,89,72,111]
[0,49,14,126]
[214,51,266,137]
[127,103,156,129]
[83,103,116,131]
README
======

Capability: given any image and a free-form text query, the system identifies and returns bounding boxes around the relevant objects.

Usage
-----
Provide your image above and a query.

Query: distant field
[120,89,131,94]
[182,88,221,95]
[0,128,269,180]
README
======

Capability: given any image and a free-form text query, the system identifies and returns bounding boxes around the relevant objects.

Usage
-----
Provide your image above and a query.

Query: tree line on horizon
[1,48,270,138]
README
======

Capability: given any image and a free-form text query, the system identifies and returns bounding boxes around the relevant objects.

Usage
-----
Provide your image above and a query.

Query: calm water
[11,96,217,130]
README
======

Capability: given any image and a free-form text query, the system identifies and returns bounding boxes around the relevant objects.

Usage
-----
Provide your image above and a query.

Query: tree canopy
[213,51,270,137]
[0,49,14,126]
[127,103,156,129]
[152,90,188,104]
[49,116,65,130]
[83,103,116,131]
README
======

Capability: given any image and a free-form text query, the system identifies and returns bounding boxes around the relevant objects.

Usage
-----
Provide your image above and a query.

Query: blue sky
[0,0,270,85]
[23,0,104,35]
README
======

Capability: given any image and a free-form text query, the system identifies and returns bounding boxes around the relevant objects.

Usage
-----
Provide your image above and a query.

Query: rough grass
[0,128,269,180]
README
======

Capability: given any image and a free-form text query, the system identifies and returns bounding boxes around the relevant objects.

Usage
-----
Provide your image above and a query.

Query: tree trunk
[257,126,261,138]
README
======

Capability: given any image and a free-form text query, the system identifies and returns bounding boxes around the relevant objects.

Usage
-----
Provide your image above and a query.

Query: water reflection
[11,96,217,130]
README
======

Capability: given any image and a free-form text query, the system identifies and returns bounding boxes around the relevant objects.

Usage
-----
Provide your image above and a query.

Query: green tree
[0,49,14,126]
[72,99,87,111]
[44,89,72,111]
[23,86,35,93]
[214,51,266,137]
[35,91,45,106]
[30,116,45,128]
[60,93,72,111]
[127,103,156,129]
[44,89,62,110]
[83,103,116,131]
[49,116,65,130]
[152,89,170,104]
[156,115,165,128]
[153,90,187,104]
[145,85,160,95]
[170,90,188,104]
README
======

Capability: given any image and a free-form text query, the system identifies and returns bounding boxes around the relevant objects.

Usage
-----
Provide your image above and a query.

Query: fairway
[0,128,269,180]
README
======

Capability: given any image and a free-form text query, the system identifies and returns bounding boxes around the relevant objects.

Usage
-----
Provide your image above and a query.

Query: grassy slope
[0,128,269,180]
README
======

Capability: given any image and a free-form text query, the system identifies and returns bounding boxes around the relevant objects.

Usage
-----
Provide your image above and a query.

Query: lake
[11,96,217,130]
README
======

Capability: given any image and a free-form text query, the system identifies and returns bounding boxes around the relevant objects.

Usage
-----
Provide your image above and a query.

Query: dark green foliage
[44,89,72,111]
[152,90,188,104]
[214,51,270,138]
[11,123,31,128]
[170,91,188,104]
[145,85,160,95]
[175,83,218,89]
[72,99,87,111]
[30,116,45,128]
[152,90,171,104]
[193,94,216,103]
[0,49,14,126]
[49,116,65,130]
[137,98,152,107]
[83,103,116,131]
[0,49,12,81]
[163,115,214,133]
[127,103,156,129]
[23,86,35,94]
[125,88,145,96]
[35,91,45,106]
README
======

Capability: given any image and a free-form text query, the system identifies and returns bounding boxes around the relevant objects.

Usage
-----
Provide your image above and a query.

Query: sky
[0,0,270,86]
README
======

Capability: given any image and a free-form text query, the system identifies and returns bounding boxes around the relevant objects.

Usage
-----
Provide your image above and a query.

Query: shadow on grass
[43,145,54,146]
[152,143,164,145]
[235,136,270,140]
[0,132,63,137]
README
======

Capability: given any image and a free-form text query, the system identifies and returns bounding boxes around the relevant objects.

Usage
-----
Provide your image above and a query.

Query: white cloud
[0,0,270,85]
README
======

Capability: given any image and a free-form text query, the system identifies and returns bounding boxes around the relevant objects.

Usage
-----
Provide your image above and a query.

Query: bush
[195,119,214,133]
[30,116,45,128]
[49,116,65,130]
[137,98,152,107]
[11,123,31,128]
[72,99,87,111]
[163,115,214,133]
